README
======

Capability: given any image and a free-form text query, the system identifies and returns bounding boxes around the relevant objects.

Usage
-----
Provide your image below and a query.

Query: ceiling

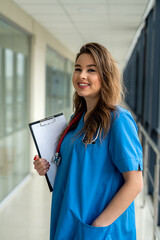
[12,0,151,69]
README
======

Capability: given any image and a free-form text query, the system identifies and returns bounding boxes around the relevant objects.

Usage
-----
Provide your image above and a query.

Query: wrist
[91,218,109,228]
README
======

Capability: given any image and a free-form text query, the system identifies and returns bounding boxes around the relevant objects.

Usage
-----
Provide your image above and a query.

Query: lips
[78,82,90,86]
[77,82,90,89]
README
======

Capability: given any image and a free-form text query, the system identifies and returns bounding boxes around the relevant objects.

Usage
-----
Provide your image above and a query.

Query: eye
[75,68,81,72]
[88,68,96,72]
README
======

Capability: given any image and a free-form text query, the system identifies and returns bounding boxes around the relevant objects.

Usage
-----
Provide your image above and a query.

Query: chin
[76,92,88,98]
[76,90,86,96]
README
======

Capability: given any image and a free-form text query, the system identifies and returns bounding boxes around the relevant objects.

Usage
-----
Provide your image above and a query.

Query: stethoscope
[52,111,101,166]
[52,111,83,166]
[82,124,101,145]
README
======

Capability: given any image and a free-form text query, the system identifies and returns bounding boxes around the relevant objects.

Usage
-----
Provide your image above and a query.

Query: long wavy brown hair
[68,42,125,143]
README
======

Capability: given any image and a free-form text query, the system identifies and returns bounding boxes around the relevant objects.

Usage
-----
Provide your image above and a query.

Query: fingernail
[34,156,37,160]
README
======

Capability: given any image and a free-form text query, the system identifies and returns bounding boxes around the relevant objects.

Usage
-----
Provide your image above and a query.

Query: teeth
[79,83,89,86]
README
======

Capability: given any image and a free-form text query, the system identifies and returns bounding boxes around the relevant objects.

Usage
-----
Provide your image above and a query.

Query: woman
[33,42,143,240]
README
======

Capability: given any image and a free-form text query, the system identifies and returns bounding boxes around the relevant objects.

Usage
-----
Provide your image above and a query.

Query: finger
[34,159,49,168]
[33,155,39,161]
[39,170,48,176]
[33,158,47,167]
[34,162,50,172]
[34,161,50,172]
[39,165,50,175]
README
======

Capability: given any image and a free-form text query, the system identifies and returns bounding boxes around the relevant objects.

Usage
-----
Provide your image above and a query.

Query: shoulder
[111,105,138,132]
[113,105,131,118]
[112,105,134,121]
[70,113,74,120]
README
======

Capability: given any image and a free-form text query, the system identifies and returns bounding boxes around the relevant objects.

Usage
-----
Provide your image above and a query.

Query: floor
[0,174,154,240]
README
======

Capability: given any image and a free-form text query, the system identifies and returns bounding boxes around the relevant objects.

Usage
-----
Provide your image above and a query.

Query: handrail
[138,123,160,156]
[137,122,160,240]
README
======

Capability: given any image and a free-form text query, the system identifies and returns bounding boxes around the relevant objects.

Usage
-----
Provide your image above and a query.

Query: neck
[85,96,99,111]
[84,96,100,121]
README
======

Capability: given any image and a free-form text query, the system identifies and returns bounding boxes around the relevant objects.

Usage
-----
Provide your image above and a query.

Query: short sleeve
[109,109,143,172]
[70,114,74,120]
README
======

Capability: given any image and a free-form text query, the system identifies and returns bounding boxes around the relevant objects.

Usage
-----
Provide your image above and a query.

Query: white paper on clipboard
[29,113,67,192]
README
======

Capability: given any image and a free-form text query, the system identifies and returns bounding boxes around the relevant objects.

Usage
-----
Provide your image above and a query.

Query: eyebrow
[75,64,96,68]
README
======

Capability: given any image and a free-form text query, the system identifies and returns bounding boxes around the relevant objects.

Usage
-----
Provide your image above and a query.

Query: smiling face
[72,53,101,105]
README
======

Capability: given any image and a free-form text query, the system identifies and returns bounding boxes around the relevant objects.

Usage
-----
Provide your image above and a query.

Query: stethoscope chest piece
[52,152,61,166]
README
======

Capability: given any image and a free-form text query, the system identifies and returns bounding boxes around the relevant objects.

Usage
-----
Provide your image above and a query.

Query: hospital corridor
[0,0,160,239]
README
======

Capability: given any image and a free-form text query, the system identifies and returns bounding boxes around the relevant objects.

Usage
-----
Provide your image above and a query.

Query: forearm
[92,171,143,227]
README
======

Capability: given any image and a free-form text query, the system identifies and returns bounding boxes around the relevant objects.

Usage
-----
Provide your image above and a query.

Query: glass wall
[123,0,160,224]
[0,18,30,202]
[46,47,73,120]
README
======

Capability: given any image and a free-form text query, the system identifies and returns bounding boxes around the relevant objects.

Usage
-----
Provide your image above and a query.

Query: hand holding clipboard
[29,113,67,192]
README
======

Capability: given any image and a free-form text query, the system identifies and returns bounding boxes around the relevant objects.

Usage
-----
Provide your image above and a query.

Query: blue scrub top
[50,106,143,240]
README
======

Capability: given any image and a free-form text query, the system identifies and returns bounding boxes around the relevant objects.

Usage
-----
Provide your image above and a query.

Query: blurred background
[0,0,159,239]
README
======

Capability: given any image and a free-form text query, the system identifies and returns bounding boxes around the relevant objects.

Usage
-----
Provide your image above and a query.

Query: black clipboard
[29,113,67,192]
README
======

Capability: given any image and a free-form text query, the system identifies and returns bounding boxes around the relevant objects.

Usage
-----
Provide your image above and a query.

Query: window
[46,47,73,120]
[0,18,30,202]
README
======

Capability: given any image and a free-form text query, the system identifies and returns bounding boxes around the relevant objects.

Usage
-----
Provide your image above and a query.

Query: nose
[80,70,87,79]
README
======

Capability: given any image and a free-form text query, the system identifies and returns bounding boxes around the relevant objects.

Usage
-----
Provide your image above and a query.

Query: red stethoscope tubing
[53,110,84,165]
